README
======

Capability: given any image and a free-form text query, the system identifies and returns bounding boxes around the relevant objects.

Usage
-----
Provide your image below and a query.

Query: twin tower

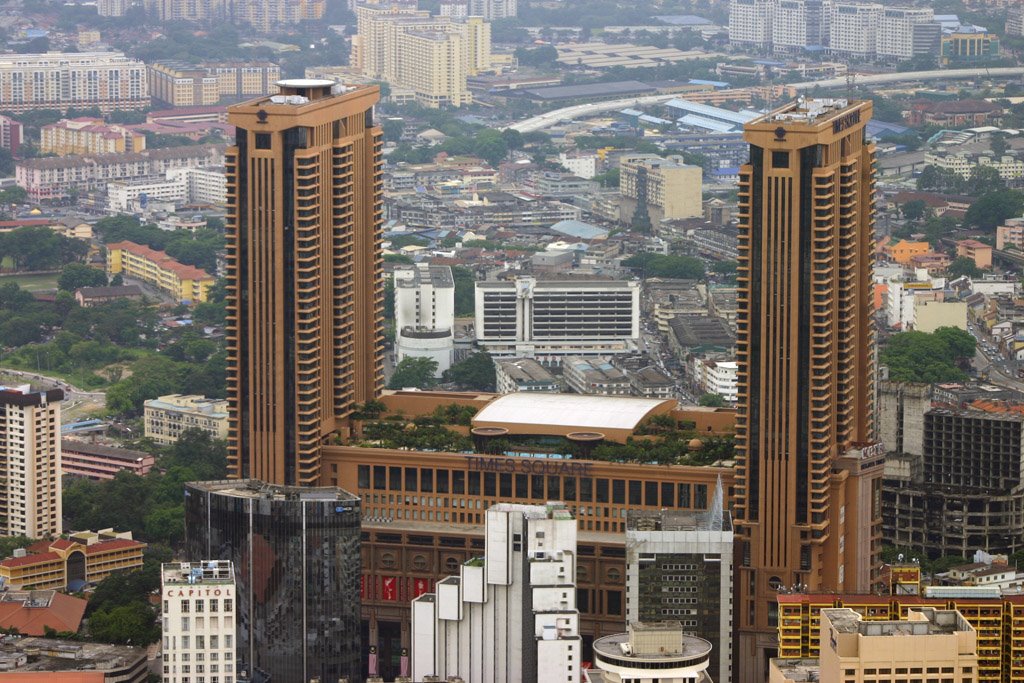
[191,84,882,683]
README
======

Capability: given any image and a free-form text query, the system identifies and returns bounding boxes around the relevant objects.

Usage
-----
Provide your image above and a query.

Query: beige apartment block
[144,394,228,445]
[619,154,703,225]
[0,386,63,539]
[149,61,281,107]
[0,52,148,114]
[354,6,490,108]
[40,118,145,156]
[771,607,978,683]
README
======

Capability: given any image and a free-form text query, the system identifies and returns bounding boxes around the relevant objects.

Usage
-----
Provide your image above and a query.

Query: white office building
[161,560,236,683]
[693,359,738,404]
[626,503,733,683]
[829,2,883,59]
[772,0,830,52]
[394,263,456,376]
[475,277,640,362]
[411,502,581,683]
[729,0,774,48]
[469,0,516,20]
[876,7,934,60]
[107,166,226,214]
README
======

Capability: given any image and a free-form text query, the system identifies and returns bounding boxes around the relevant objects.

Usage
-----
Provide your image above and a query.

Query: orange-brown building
[0,531,145,591]
[735,98,884,683]
[224,79,384,486]
[886,239,931,265]
[957,239,993,269]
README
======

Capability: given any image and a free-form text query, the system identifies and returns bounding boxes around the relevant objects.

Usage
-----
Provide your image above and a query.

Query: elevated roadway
[506,67,1024,134]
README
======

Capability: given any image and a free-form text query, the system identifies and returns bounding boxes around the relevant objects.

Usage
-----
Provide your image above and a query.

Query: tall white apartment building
[0,386,63,538]
[829,3,883,59]
[161,561,237,683]
[475,277,640,362]
[411,502,581,683]
[626,505,734,683]
[0,52,148,114]
[469,0,516,20]
[729,0,774,48]
[772,0,830,52]
[876,7,934,60]
[394,264,456,376]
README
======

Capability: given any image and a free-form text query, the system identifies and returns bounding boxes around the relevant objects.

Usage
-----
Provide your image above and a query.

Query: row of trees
[622,252,706,280]
[388,128,524,168]
[0,227,88,272]
[388,352,497,392]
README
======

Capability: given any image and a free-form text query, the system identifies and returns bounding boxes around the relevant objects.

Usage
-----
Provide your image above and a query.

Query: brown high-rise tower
[733,98,885,683]
[224,79,384,486]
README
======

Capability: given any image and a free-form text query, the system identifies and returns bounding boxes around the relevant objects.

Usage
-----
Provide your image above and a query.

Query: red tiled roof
[108,240,212,282]
[84,538,145,555]
[0,219,55,228]
[24,540,52,555]
[48,539,75,551]
[0,592,87,635]
[0,551,60,569]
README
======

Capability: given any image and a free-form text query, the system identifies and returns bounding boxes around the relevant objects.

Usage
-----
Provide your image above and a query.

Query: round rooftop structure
[566,431,605,442]
[275,78,337,89]
[470,426,509,437]
[688,437,704,451]
[593,628,712,682]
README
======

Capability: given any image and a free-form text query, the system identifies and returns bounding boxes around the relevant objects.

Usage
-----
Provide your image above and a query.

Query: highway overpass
[506,67,1024,134]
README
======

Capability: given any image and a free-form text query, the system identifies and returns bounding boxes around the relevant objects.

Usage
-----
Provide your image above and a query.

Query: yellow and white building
[106,240,215,303]
[144,394,229,445]
[149,61,281,107]
[0,52,148,114]
[40,118,145,156]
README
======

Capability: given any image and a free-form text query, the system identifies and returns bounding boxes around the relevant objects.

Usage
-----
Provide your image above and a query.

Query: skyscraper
[0,385,63,538]
[184,480,362,683]
[733,98,884,682]
[224,79,384,486]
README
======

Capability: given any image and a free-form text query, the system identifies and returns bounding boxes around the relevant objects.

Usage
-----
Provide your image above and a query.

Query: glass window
[612,479,624,504]
[628,481,641,505]
[373,466,386,490]
[468,472,481,495]
[421,469,434,493]
[453,471,465,495]
[678,483,691,508]
[389,467,402,491]
[606,590,623,616]
[405,468,418,493]
[644,481,657,506]
[661,482,674,507]
[254,133,271,149]
[597,479,609,503]
[358,465,369,489]
[531,475,545,500]
[580,478,593,502]
[437,470,449,494]
[499,473,512,497]
[695,484,708,509]
[484,472,496,497]
[548,476,561,499]
[563,477,577,501]
[515,474,528,498]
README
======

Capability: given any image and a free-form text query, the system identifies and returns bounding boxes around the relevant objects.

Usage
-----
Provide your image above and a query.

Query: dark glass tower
[185,479,362,683]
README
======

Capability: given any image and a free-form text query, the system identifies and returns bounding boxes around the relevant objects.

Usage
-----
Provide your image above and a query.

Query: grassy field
[0,272,59,292]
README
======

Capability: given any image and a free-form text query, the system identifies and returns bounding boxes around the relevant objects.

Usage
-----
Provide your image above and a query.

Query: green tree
[964,190,1024,230]
[88,602,160,645]
[946,256,983,280]
[382,117,405,143]
[964,165,1006,197]
[106,355,183,416]
[698,393,726,407]
[452,266,475,316]
[0,186,26,204]
[443,352,496,391]
[388,356,439,389]
[622,253,705,279]
[58,263,108,291]
[900,199,929,221]
[991,133,1009,158]
[472,129,509,167]
[514,44,559,67]
[881,327,975,383]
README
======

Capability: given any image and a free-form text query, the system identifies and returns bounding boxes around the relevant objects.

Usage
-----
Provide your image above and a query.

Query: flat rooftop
[0,637,145,673]
[823,607,970,636]
[187,479,358,503]
[770,658,821,683]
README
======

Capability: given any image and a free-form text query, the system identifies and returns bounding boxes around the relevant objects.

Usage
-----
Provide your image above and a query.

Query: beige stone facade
[144,394,229,445]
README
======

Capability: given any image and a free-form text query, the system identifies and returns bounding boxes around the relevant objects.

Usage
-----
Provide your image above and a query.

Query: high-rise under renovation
[733,98,884,682]
[224,79,384,486]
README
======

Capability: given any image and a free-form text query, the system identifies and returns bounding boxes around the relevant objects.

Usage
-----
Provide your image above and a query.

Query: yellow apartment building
[40,118,146,156]
[144,393,229,445]
[106,240,214,303]
[0,531,145,591]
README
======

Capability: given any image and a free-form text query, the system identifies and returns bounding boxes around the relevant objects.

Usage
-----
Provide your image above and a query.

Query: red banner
[382,576,398,601]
